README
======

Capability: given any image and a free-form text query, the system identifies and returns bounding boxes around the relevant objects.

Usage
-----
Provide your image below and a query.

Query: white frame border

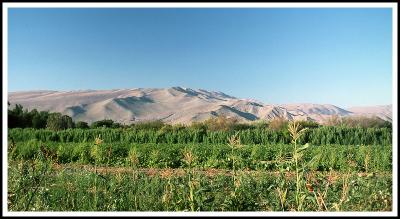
[2,2,398,217]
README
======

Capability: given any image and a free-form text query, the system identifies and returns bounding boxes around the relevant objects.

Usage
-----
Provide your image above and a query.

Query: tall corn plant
[127,147,140,209]
[91,135,103,210]
[227,132,243,209]
[227,132,242,184]
[287,120,311,211]
[182,148,197,211]
[127,147,140,180]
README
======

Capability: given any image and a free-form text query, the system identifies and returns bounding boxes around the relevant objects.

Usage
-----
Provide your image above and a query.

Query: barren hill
[8,87,392,125]
[347,105,393,122]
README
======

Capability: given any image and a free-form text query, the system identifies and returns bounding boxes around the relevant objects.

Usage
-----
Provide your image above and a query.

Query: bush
[297,120,320,129]
[202,115,238,131]
[268,118,288,131]
[132,120,166,130]
[91,119,116,128]
[341,116,392,129]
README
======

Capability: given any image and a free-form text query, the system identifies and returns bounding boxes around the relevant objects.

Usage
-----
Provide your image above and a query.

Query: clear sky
[8,8,393,108]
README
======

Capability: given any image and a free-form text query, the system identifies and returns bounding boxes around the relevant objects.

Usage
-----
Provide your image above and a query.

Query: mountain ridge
[8,87,392,124]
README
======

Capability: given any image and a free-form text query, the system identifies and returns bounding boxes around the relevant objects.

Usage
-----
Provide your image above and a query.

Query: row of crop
[8,126,392,146]
[7,160,392,211]
[9,140,392,172]
[8,158,393,211]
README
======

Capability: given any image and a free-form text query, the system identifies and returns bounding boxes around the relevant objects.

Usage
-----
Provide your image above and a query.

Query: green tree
[76,121,89,129]
[8,104,25,128]
[62,115,75,129]
[46,113,74,131]
[91,119,115,128]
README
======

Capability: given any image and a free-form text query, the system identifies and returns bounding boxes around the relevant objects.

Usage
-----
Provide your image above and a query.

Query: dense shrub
[75,121,90,129]
[267,118,288,131]
[8,126,392,146]
[324,115,392,129]
[46,113,75,131]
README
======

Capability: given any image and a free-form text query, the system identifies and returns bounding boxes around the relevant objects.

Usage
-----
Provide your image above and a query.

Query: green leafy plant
[90,135,103,210]
[287,120,322,211]
[182,148,197,211]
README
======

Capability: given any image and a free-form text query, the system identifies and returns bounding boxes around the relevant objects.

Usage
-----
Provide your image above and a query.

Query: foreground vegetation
[9,140,391,172]
[8,159,392,211]
[9,126,392,146]
[7,118,393,212]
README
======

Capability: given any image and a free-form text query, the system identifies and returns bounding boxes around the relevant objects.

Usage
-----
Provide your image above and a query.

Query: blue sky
[8,8,392,107]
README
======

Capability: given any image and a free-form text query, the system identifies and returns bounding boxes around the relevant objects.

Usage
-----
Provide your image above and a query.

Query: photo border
[2,2,398,217]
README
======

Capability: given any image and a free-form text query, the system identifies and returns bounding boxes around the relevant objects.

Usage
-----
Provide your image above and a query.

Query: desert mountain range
[8,87,393,125]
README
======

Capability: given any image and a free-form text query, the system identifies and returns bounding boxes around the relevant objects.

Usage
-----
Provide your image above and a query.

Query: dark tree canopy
[75,121,89,129]
[46,113,74,131]
[8,104,49,129]
[90,119,122,128]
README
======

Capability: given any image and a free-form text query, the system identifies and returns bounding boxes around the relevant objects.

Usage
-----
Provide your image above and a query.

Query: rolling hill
[8,87,392,125]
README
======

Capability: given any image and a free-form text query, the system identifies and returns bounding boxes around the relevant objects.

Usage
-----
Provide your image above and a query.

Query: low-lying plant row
[9,140,392,172]
[8,126,392,146]
[7,159,392,211]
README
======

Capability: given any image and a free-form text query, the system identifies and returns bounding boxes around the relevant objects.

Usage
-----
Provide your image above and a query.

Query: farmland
[7,122,393,212]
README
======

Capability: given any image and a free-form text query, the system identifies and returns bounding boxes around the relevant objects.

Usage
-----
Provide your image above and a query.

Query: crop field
[7,124,393,211]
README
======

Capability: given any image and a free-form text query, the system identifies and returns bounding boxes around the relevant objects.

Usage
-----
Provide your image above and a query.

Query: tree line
[8,103,392,131]
[8,103,122,130]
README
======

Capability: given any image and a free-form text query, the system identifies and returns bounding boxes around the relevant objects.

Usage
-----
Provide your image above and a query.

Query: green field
[7,125,393,211]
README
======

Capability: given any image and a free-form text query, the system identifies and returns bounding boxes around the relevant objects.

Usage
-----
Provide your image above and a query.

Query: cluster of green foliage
[9,140,392,172]
[90,119,121,128]
[131,120,166,130]
[7,104,124,130]
[45,113,75,131]
[8,104,78,130]
[75,121,90,129]
[189,116,321,132]
[8,104,50,129]
[325,115,392,129]
[9,125,392,146]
